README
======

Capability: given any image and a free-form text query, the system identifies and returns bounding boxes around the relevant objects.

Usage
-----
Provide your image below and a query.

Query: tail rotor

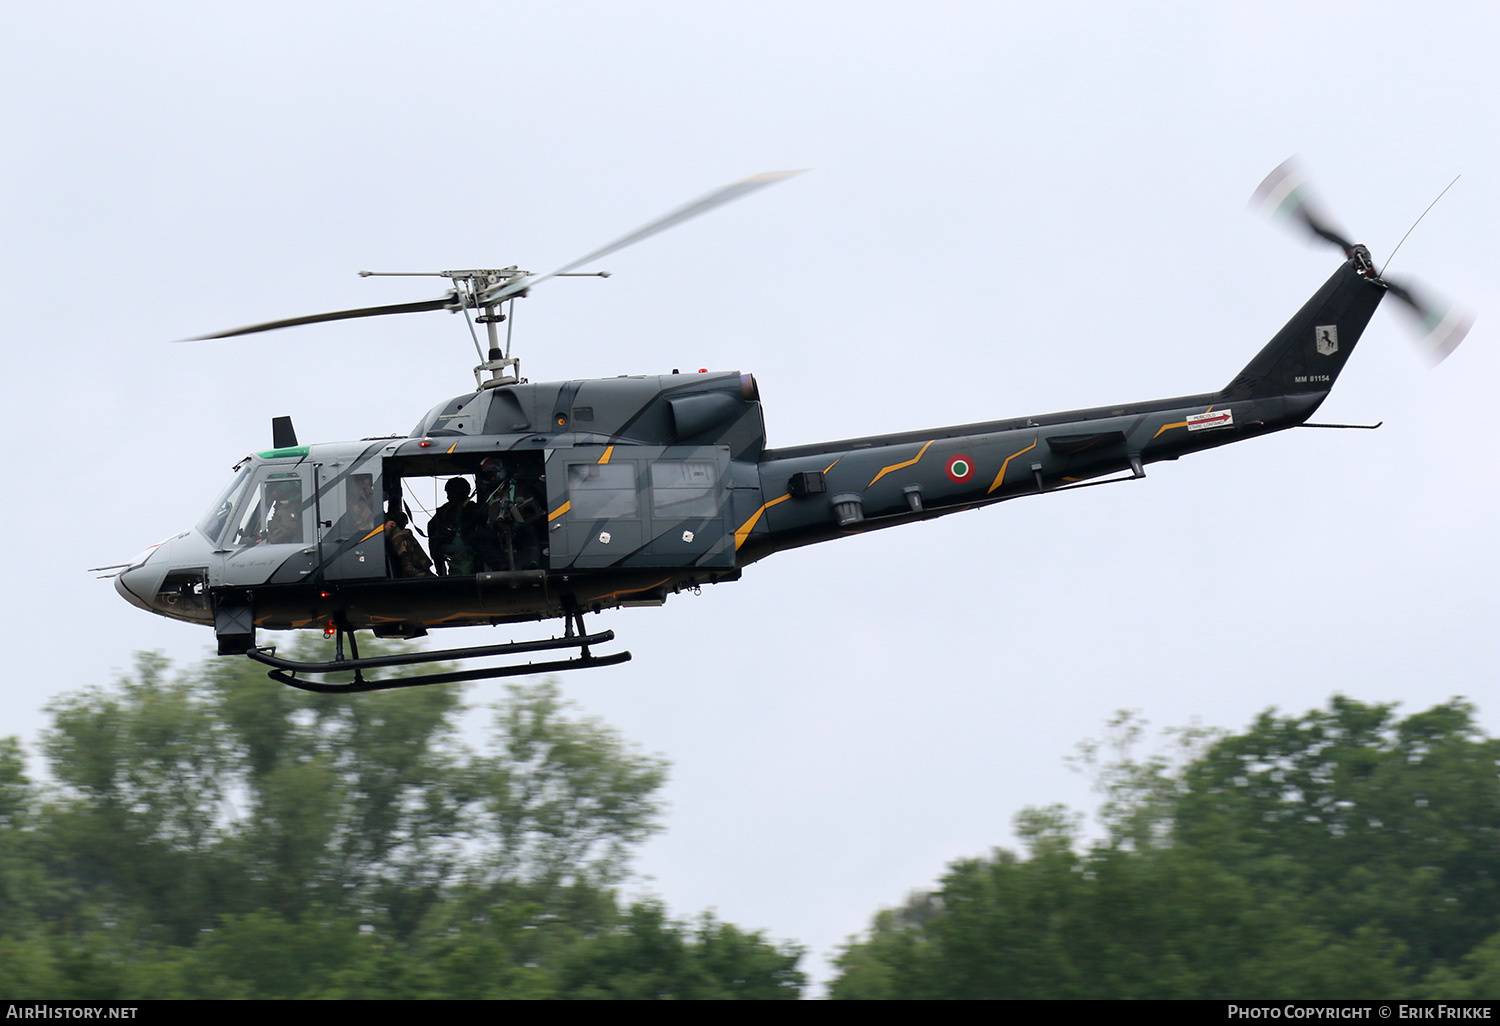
[1250,157,1475,365]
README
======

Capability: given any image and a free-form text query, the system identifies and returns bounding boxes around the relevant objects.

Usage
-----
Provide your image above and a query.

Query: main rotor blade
[530,169,807,289]
[1382,275,1475,365]
[179,294,458,341]
[1250,157,1357,255]
[185,171,805,334]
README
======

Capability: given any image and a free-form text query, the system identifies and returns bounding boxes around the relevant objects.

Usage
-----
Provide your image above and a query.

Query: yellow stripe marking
[734,494,790,550]
[547,500,571,522]
[598,445,614,464]
[988,437,1038,494]
[823,457,841,474]
[867,440,933,488]
[596,577,672,601]
[358,525,385,543]
[1153,407,1209,440]
[446,442,458,454]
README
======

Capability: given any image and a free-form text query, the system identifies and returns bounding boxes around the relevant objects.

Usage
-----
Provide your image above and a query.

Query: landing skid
[246,614,631,693]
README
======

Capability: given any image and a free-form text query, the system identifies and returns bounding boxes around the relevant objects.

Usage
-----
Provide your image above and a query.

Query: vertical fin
[1221,261,1386,402]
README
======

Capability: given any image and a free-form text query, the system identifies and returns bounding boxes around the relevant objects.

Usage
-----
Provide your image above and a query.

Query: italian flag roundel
[946,454,976,483]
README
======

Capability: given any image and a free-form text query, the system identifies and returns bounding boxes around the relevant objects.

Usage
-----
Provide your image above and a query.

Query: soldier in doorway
[472,457,545,571]
[429,477,478,575]
[385,508,435,578]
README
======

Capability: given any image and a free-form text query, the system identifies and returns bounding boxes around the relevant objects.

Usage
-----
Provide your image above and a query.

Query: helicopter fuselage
[115,257,1386,657]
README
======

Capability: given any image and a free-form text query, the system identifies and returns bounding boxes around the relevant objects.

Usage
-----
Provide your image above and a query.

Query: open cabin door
[546,446,734,570]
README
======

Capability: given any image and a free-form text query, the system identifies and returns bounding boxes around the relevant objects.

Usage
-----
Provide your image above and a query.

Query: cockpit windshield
[196,465,253,544]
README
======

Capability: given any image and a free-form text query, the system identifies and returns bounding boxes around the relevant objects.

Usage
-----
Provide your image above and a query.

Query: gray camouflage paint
[115,257,1385,640]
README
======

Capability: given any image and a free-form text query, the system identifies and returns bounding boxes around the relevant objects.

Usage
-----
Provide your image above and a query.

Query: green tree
[555,902,804,999]
[1,645,803,999]
[40,652,238,946]
[1174,697,1500,975]
[832,697,1500,1000]
[473,678,666,893]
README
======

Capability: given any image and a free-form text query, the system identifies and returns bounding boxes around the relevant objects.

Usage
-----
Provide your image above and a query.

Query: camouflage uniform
[429,486,478,576]
[345,476,377,535]
[385,513,434,578]
[264,482,303,544]
[474,474,544,572]
[265,504,302,544]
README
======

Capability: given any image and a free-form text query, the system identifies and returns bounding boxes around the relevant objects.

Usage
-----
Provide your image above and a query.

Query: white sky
[3,1,1496,992]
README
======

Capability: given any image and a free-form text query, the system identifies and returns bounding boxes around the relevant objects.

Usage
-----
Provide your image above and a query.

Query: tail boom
[736,258,1386,561]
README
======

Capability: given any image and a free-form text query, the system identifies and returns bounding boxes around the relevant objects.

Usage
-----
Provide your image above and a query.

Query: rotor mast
[358,267,530,388]
[357,266,612,389]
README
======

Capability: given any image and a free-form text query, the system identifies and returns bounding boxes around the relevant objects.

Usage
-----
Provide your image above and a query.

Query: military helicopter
[106,161,1472,693]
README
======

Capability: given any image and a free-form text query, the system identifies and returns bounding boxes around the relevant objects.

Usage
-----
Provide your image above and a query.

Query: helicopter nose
[114,546,166,613]
[114,531,218,624]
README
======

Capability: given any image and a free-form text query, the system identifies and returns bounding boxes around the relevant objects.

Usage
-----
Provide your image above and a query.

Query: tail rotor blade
[1383,276,1475,365]
[1250,157,1357,254]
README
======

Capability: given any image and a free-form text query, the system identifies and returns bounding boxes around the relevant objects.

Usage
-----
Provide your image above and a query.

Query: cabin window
[343,473,377,536]
[568,463,638,519]
[230,472,306,547]
[650,461,719,519]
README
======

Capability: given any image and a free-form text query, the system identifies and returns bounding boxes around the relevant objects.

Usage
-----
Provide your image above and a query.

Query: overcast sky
[3,1,1496,990]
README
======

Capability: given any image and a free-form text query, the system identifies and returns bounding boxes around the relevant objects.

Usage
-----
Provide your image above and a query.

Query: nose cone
[115,545,167,613]
[112,531,216,624]
[114,569,152,611]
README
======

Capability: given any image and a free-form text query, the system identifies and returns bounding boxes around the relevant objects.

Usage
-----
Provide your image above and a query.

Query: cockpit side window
[264,476,305,544]
[229,472,306,548]
[344,474,377,536]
